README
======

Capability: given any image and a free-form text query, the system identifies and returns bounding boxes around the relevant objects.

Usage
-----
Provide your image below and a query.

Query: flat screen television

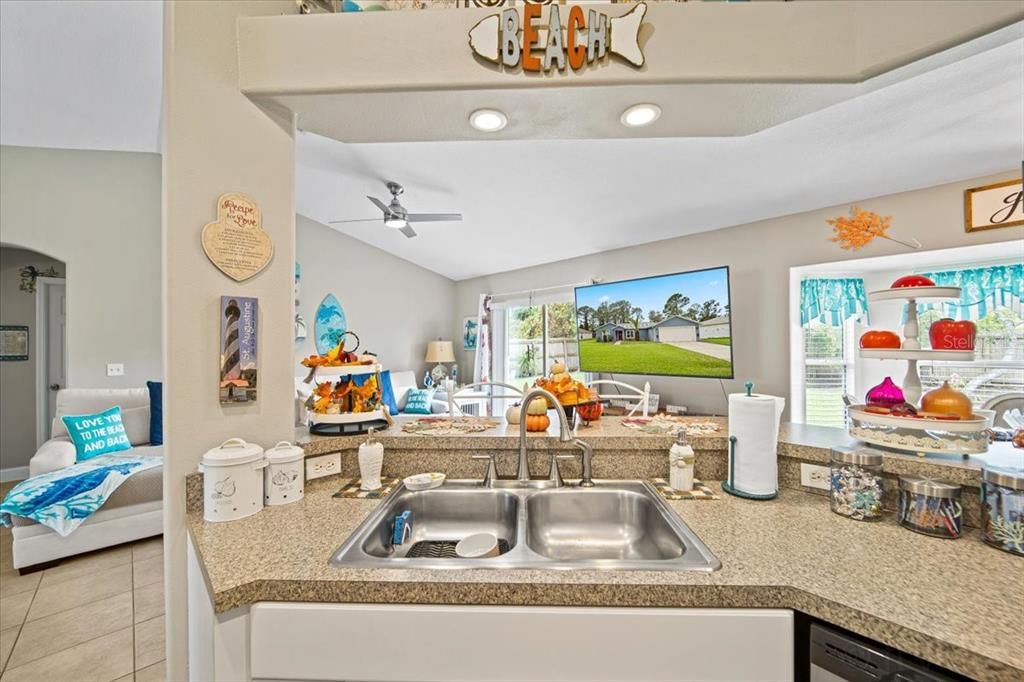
[574,266,734,379]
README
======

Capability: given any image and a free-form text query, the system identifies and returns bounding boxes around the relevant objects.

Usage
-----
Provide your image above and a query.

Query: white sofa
[10,388,162,571]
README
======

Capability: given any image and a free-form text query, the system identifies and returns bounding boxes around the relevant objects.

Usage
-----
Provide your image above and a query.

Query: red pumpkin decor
[859,330,902,349]
[929,318,976,351]
[576,401,603,423]
[891,275,935,289]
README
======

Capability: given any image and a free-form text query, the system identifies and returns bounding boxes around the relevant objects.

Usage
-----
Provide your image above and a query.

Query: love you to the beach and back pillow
[61,406,132,461]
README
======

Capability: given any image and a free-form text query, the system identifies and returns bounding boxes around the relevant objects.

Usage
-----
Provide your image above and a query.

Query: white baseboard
[0,466,29,482]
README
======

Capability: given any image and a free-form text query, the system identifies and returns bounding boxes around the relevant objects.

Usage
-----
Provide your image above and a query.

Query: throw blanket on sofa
[0,454,161,536]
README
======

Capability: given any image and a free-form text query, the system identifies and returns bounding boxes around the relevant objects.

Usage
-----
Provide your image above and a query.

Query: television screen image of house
[575,267,733,379]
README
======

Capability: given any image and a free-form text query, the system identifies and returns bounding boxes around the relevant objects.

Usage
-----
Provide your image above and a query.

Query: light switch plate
[106,363,125,377]
[306,453,341,480]
[800,463,831,490]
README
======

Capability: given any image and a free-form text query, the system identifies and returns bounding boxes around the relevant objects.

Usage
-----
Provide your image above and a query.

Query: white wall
[0,247,65,473]
[455,172,1024,416]
[295,215,455,377]
[0,146,163,393]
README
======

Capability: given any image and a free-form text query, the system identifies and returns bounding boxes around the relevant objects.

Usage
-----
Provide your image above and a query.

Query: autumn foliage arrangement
[827,206,920,251]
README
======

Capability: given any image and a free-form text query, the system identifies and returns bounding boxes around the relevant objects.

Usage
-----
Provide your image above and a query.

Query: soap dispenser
[669,428,695,492]
[359,427,384,491]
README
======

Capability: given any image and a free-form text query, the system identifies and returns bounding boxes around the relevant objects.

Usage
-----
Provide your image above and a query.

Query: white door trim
[35,276,66,447]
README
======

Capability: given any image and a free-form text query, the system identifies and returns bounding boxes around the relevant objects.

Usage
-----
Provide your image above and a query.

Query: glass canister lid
[831,446,883,466]
[898,475,960,498]
[983,466,1024,491]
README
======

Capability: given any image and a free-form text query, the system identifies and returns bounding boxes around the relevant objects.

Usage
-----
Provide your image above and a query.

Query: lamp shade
[425,340,455,363]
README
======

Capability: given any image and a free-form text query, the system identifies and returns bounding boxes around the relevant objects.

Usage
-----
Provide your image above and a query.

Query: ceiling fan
[328,181,462,239]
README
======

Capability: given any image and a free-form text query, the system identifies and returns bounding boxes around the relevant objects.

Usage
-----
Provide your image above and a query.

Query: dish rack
[850,286,987,457]
[305,363,390,436]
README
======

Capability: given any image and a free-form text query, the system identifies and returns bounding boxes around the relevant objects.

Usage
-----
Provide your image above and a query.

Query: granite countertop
[188,476,1024,680]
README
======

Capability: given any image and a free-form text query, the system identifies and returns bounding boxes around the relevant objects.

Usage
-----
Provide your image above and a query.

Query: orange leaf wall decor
[827,206,892,250]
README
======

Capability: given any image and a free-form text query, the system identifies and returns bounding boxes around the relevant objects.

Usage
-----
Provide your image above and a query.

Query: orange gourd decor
[920,381,973,419]
[859,330,902,349]
[577,401,603,423]
[526,414,551,432]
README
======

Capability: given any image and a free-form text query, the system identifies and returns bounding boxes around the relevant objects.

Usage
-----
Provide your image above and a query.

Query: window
[802,319,855,428]
[500,300,580,386]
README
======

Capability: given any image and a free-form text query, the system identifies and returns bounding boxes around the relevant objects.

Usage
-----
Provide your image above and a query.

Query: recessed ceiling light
[469,109,508,132]
[620,103,661,127]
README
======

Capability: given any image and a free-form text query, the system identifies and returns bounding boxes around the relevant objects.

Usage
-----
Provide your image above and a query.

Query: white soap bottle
[669,428,695,492]
[359,427,384,491]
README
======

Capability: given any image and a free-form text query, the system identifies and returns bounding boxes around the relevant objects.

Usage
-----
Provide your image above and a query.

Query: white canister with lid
[264,441,305,506]
[199,438,267,522]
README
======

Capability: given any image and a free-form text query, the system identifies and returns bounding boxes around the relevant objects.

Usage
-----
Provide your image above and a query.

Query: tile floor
[0,482,165,682]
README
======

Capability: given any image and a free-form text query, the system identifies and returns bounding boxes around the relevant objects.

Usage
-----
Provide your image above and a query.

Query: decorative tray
[867,286,961,302]
[847,405,989,455]
[847,405,986,431]
[859,349,975,361]
[306,363,382,378]
[308,408,386,424]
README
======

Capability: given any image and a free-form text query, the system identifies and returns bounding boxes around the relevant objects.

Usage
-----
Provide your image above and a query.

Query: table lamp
[425,339,455,386]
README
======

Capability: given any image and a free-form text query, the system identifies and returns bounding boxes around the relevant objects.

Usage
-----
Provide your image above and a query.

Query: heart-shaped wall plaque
[202,193,274,282]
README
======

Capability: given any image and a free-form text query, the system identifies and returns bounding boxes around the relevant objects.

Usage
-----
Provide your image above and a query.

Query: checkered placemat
[650,478,719,500]
[333,477,401,499]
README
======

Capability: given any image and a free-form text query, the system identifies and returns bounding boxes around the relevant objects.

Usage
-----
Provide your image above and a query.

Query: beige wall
[295,215,456,378]
[162,1,298,678]
[0,146,163,392]
[0,247,65,474]
[455,171,1024,416]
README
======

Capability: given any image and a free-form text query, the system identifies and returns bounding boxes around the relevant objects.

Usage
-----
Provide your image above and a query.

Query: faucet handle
[548,453,578,488]
[470,454,498,488]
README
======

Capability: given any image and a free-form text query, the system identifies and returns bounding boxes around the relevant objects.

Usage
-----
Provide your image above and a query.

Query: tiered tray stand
[305,363,389,436]
[850,286,987,456]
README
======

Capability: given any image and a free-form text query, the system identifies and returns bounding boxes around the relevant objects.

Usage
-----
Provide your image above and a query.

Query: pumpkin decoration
[1012,428,1024,449]
[505,402,521,425]
[526,396,549,415]
[576,401,603,424]
[859,330,901,349]
[920,381,972,420]
[891,274,935,289]
[865,377,905,408]
[928,319,976,351]
[526,413,550,432]
[536,361,589,406]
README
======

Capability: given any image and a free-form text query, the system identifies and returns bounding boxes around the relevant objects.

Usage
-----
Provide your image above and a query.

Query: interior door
[45,282,67,432]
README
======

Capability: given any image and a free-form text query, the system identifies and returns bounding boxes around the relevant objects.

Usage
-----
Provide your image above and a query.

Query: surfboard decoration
[314,294,348,355]
[468,2,647,72]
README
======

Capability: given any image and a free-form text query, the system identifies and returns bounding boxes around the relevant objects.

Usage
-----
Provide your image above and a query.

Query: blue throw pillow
[378,371,400,417]
[62,406,132,461]
[147,381,163,445]
[403,388,434,415]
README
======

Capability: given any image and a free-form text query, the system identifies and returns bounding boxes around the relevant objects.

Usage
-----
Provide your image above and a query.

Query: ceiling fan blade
[399,224,418,239]
[366,195,391,214]
[328,218,381,224]
[406,213,463,223]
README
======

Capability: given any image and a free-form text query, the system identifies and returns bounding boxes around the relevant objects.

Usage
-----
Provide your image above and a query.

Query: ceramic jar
[264,441,305,506]
[200,438,267,522]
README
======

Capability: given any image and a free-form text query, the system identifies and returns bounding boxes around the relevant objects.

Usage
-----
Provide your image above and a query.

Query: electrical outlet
[665,404,688,415]
[306,453,341,480]
[800,463,831,490]
[106,363,124,377]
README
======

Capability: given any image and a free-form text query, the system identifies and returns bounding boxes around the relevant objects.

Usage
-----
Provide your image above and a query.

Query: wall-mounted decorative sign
[0,325,29,361]
[965,179,1024,233]
[469,2,647,72]
[314,294,348,355]
[18,266,62,293]
[202,193,274,282]
[220,296,258,404]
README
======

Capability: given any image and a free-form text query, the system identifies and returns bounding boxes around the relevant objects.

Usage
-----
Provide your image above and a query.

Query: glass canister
[981,467,1024,556]
[829,446,884,521]
[897,476,962,539]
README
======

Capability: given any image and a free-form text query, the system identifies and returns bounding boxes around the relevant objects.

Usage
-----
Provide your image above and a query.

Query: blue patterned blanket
[0,454,162,537]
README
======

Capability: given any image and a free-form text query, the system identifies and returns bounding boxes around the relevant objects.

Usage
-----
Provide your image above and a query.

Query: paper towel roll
[727,393,786,496]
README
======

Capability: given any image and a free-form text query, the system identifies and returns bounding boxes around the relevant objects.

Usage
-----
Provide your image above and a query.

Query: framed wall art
[0,325,29,361]
[964,179,1024,233]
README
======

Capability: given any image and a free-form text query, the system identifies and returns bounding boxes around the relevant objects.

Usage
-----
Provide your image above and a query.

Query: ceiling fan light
[620,103,661,127]
[384,216,408,229]
[469,108,508,132]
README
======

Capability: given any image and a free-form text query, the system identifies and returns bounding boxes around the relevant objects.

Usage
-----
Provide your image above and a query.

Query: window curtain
[472,294,493,385]
[916,264,1023,321]
[800,278,870,327]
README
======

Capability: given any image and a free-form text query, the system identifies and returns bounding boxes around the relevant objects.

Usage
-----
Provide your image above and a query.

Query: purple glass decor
[866,377,905,407]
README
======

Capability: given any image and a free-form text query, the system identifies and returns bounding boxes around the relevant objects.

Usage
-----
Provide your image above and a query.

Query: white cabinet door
[251,603,793,682]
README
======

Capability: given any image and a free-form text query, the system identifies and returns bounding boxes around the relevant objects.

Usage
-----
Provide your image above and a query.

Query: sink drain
[404,539,511,559]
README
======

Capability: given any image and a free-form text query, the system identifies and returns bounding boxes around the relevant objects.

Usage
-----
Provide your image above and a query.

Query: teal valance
[917,264,1023,321]
[800,278,870,327]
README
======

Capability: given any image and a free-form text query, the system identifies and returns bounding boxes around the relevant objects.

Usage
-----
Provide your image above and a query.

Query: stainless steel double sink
[330,480,721,572]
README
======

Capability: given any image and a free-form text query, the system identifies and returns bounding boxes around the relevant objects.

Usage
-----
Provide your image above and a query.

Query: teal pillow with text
[403,388,435,415]
[61,406,133,461]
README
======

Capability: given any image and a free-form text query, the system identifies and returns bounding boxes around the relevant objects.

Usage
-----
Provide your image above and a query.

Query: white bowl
[455,532,500,559]
[403,472,446,492]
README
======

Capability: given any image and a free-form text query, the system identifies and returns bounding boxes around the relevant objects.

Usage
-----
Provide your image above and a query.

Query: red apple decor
[891,275,935,288]
[929,318,976,351]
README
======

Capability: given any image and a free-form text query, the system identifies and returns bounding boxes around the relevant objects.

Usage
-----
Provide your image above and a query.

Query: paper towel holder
[721,434,779,501]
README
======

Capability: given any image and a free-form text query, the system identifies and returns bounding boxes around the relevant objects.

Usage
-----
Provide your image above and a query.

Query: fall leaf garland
[827,206,920,251]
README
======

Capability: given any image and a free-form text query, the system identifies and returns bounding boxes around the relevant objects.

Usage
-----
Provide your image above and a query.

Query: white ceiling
[296,33,1024,281]
[0,0,163,153]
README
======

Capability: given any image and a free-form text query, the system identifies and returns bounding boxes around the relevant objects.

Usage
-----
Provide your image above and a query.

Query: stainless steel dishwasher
[809,623,959,682]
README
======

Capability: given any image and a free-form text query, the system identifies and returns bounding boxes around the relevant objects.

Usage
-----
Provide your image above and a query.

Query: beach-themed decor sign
[202,193,274,282]
[314,294,348,355]
[965,179,1024,233]
[220,296,258,404]
[469,2,647,72]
